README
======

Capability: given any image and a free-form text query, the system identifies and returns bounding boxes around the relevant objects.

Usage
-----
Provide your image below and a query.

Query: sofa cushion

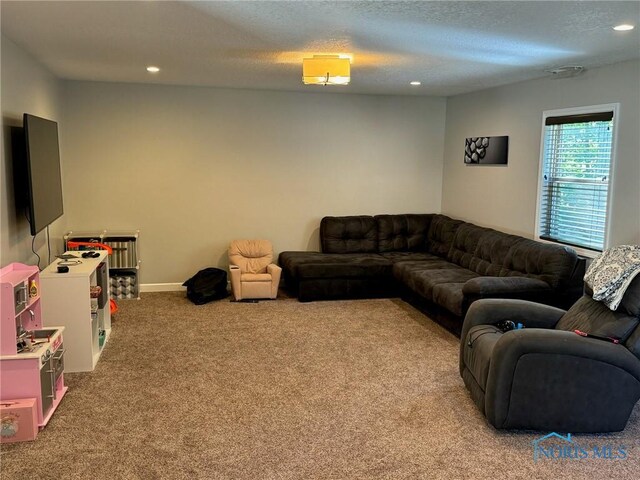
[394,261,478,301]
[470,230,524,276]
[279,252,391,279]
[298,259,392,279]
[380,251,441,263]
[432,283,467,316]
[502,239,579,288]
[427,215,464,257]
[320,216,377,254]
[279,251,321,278]
[417,268,479,298]
[462,276,551,298]
[404,266,479,315]
[375,214,433,253]
[447,223,492,270]
[392,258,464,287]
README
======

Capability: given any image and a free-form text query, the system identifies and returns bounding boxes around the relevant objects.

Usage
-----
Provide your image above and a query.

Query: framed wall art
[464,136,508,165]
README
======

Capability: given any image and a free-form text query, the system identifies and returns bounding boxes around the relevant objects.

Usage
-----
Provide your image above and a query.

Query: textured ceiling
[1,1,639,96]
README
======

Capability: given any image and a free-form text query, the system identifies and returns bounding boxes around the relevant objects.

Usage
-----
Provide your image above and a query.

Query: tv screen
[23,114,64,236]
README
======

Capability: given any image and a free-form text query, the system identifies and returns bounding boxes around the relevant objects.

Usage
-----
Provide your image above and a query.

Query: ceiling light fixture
[146,66,160,73]
[410,81,421,86]
[613,24,635,31]
[302,55,350,86]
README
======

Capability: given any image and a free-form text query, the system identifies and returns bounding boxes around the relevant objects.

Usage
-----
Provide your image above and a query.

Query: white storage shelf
[40,251,111,373]
[65,230,140,300]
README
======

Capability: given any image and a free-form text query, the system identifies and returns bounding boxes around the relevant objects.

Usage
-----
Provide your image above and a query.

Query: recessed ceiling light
[410,81,421,86]
[613,24,634,31]
[146,66,160,73]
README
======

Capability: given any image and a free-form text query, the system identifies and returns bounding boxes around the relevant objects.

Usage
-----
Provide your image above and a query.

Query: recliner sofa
[459,276,640,432]
[280,214,584,333]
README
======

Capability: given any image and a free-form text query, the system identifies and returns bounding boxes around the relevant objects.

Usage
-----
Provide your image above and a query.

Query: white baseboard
[140,283,185,292]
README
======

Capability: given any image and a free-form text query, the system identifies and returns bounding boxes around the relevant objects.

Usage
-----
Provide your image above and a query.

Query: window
[536,104,618,255]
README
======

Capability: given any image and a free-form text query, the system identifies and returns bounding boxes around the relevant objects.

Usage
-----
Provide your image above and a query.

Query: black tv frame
[23,114,64,236]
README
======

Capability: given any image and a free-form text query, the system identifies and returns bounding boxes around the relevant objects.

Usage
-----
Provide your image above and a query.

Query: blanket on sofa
[585,245,640,310]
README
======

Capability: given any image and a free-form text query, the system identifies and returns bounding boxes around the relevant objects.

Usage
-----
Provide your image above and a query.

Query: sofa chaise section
[280,215,395,301]
[279,251,394,302]
[280,214,435,302]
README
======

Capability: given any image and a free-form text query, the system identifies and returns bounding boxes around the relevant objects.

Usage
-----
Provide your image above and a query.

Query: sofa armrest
[486,329,640,427]
[229,265,241,301]
[460,299,566,374]
[463,276,550,297]
[461,298,565,335]
[267,264,282,298]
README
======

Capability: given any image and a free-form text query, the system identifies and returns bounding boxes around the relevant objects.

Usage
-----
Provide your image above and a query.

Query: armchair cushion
[229,239,273,273]
[555,295,640,342]
[241,273,272,282]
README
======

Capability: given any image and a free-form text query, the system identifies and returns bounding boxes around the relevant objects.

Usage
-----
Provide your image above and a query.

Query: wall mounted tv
[23,114,64,236]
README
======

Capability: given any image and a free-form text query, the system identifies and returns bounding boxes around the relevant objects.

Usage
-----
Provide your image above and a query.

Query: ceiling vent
[545,66,585,79]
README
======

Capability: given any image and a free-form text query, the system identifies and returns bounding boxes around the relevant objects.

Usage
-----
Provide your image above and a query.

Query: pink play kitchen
[0,263,67,443]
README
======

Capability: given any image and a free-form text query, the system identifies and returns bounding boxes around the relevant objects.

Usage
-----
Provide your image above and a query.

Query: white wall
[1,35,65,268]
[9,37,636,285]
[61,81,446,284]
[441,59,640,248]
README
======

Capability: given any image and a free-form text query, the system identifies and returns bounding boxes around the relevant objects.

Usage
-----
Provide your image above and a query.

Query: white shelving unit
[64,230,140,300]
[40,251,111,373]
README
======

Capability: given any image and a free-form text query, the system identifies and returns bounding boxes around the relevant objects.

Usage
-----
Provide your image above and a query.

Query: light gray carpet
[1,292,639,479]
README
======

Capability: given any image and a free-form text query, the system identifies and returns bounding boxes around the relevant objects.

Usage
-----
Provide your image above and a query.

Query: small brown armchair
[228,239,281,301]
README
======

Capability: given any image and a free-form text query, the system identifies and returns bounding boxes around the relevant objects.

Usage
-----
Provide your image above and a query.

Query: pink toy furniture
[0,263,67,429]
[1,398,38,443]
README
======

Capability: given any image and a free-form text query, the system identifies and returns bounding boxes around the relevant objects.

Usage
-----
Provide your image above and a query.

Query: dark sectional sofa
[279,214,585,334]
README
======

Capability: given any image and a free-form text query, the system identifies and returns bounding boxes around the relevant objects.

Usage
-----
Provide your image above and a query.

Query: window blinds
[539,111,614,252]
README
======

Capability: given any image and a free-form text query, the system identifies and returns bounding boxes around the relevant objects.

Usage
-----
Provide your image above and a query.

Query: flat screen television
[23,114,64,236]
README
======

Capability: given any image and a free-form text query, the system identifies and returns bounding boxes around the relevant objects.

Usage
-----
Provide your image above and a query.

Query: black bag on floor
[183,268,229,305]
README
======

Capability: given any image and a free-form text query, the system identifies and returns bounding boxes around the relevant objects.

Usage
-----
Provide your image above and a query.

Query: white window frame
[534,103,620,258]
